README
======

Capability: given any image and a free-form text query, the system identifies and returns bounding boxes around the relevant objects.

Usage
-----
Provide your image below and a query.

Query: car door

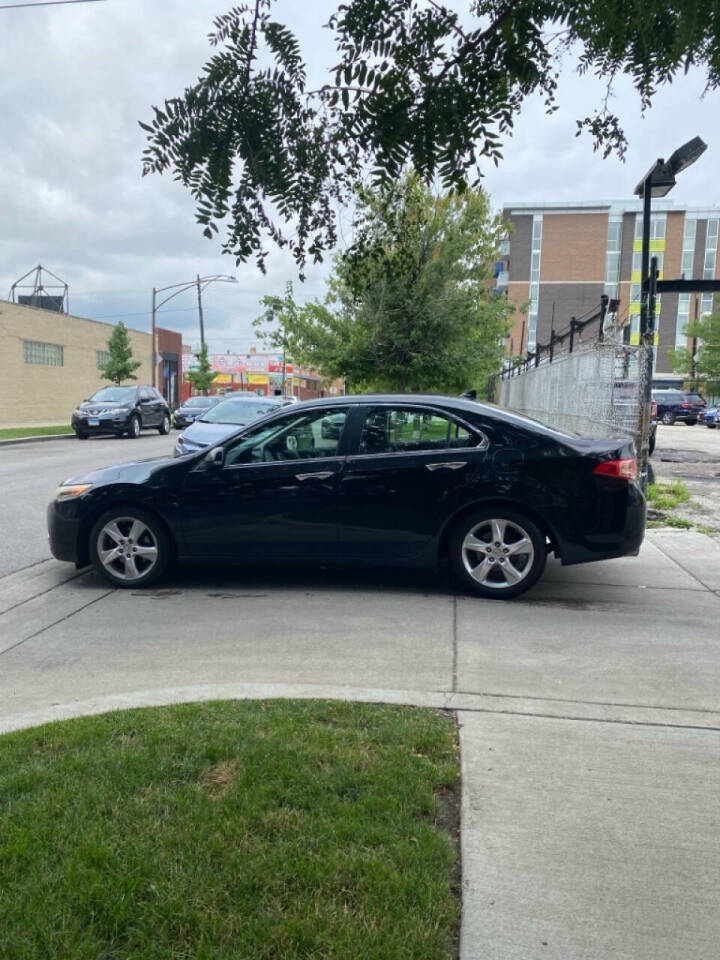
[137,387,158,426]
[336,403,490,560]
[178,406,352,560]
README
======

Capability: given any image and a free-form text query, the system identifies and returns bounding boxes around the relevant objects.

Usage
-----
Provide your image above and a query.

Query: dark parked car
[700,406,719,428]
[174,395,281,457]
[172,395,222,430]
[71,385,170,439]
[651,389,706,425]
[49,395,646,600]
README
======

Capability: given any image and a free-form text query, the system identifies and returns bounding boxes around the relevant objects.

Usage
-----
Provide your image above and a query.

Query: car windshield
[184,396,214,407]
[200,398,279,424]
[89,387,136,402]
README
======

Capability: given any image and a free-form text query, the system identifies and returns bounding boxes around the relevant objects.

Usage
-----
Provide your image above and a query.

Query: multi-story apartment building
[497,201,720,373]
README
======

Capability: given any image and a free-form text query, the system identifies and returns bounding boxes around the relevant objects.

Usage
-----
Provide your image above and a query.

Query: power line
[0,0,105,9]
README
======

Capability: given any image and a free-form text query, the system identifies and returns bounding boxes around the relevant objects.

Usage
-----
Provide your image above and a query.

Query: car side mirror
[205,447,225,468]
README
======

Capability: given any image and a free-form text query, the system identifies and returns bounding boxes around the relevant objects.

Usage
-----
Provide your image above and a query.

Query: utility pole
[196,274,205,348]
[151,287,157,390]
[281,337,287,398]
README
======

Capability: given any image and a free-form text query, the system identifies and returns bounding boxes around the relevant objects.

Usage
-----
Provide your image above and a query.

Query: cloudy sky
[1,0,719,354]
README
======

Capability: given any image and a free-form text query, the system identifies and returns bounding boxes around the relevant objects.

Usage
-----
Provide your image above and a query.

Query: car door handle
[296,471,335,481]
[425,461,468,471]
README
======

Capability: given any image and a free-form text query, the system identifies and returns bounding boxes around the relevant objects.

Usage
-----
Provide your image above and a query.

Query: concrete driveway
[2,531,720,959]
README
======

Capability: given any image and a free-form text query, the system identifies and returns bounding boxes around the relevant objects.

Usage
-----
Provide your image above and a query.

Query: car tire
[125,415,141,439]
[661,411,676,425]
[76,432,88,440]
[449,507,547,600]
[89,507,171,588]
[158,413,171,435]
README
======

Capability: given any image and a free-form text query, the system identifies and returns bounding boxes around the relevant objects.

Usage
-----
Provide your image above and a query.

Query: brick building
[497,201,720,373]
[0,299,181,426]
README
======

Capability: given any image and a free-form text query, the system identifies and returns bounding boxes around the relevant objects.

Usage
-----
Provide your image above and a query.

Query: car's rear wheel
[89,508,170,588]
[76,432,88,440]
[158,413,171,435]
[661,411,675,425]
[449,508,546,600]
[125,415,141,439]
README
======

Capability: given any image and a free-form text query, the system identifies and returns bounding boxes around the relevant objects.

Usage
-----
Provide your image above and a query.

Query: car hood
[178,420,242,447]
[63,456,186,487]
[78,400,131,412]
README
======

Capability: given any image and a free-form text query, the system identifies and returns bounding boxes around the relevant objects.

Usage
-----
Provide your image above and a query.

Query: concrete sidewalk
[1,531,720,958]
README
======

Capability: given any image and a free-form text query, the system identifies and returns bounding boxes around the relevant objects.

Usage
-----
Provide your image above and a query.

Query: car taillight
[594,458,638,480]
[681,402,692,408]
[651,401,657,417]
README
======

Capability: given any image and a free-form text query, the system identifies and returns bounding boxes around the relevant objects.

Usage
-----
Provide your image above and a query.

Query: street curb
[3,682,720,736]
[0,433,75,447]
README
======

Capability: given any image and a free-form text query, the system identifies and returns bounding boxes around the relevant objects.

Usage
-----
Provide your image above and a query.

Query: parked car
[651,389,706,425]
[700,406,719,428]
[173,395,281,457]
[48,394,646,600]
[172,395,222,430]
[71,385,170,440]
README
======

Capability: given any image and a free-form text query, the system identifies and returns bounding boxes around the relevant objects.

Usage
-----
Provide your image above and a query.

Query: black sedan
[172,395,222,429]
[48,395,646,600]
[72,386,171,439]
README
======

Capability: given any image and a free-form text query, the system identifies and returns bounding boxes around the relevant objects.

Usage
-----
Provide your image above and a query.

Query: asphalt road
[0,432,174,577]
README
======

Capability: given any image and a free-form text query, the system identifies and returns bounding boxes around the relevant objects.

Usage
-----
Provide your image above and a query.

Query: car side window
[139,387,152,402]
[358,407,478,455]
[224,408,350,466]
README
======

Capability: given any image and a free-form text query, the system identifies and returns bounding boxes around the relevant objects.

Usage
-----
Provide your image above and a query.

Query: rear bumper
[556,482,647,566]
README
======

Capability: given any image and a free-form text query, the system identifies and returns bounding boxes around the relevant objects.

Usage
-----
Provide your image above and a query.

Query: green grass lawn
[0,425,71,440]
[0,700,460,960]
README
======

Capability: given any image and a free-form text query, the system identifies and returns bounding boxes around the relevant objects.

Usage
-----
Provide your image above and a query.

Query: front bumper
[72,412,131,435]
[47,500,82,563]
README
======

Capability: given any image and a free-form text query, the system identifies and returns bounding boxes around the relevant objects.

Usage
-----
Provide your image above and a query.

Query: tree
[254,174,512,395]
[141,0,720,271]
[186,343,218,395]
[670,307,720,396]
[98,321,141,384]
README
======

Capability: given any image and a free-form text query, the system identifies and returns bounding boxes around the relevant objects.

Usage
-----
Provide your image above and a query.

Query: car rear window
[684,394,704,403]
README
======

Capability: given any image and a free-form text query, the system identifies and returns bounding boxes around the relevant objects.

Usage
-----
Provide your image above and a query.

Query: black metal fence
[500,295,618,379]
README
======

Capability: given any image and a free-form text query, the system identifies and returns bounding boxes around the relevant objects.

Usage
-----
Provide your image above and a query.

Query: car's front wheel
[125,415,141,439]
[89,508,170,588]
[158,413,171,435]
[449,508,546,600]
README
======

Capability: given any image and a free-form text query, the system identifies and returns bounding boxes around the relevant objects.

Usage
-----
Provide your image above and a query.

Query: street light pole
[151,286,157,390]
[151,274,236,394]
[196,274,206,348]
[633,136,707,490]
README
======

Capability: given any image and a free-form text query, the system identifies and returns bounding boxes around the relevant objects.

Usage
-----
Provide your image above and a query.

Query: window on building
[23,340,63,366]
[96,350,111,367]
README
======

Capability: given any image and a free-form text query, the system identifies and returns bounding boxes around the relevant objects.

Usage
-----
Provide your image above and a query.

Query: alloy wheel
[461,517,535,590]
[96,517,159,581]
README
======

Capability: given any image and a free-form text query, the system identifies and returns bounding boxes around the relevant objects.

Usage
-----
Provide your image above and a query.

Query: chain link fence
[498,340,650,444]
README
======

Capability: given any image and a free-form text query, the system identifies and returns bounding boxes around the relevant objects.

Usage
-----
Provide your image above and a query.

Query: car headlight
[55,483,92,501]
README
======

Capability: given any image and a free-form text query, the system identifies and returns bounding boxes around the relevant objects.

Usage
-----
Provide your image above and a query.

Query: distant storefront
[180,350,341,402]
